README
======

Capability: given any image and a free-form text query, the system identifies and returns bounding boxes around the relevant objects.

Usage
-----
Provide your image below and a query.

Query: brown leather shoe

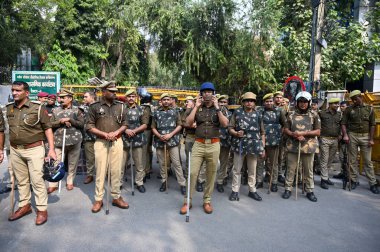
[35,210,48,225]
[84,176,94,184]
[47,187,58,194]
[8,204,32,221]
[203,203,213,214]
[66,184,74,191]
[112,197,129,209]
[92,201,103,213]
[179,203,192,215]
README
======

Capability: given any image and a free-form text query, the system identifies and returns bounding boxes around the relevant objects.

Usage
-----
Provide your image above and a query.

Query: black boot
[320,179,329,190]
[216,184,224,193]
[229,191,239,201]
[180,186,186,195]
[270,183,278,192]
[333,172,344,179]
[248,191,262,201]
[306,192,317,202]
[282,190,291,199]
[351,181,359,190]
[278,175,285,184]
[196,181,204,192]
[159,182,167,192]
[370,185,379,194]
[137,185,146,193]
[326,179,334,185]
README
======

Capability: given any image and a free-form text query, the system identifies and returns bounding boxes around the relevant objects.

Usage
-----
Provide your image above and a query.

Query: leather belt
[11,140,43,150]
[321,136,338,139]
[195,138,220,144]
[349,132,369,137]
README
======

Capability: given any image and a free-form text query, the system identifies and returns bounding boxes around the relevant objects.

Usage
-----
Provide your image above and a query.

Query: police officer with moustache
[260,93,286,192]
[341,90,379,194]
[7,81,57,225]
[47,89,84,193]
[228,92,265,202]
[180,82,228,215]
[319,97,341,189]
[86,81,129,213]
[282,91,320,202]
[152,93,186,194]
[82,91,97,184]
[140,92,153,180]
[121,89,149,193]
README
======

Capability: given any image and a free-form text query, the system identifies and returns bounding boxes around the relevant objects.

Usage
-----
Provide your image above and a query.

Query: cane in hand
[295,141,301,200]
[59,128,67,194]
[130,144,135,196]
[106,141,112,215]
[186,151,191,223]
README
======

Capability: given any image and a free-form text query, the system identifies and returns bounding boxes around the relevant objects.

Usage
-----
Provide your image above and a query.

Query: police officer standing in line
[37,92,49,104]
[334,100,349,179]
[180,82,228,214]
[228,92,265,201]
[216,94,232,193]
[0,108,5,163]
[341,90,379,194]
[7,81,57,225]
[282,91,320,202]
[140,92,153,180]
[82,91,97,184]
[152,93,186,194]
[273,91,286,184]
[47,89,84,193]
[86,81,129,213]
[260,93,286,192]
[319,97,341,189]
[122,89,149,193]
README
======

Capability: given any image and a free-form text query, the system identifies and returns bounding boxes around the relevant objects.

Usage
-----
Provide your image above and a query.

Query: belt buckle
[205,139,211,144]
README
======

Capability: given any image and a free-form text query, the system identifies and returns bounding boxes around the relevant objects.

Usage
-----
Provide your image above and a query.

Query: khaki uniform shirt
[341,104,375,133]
[194,105,225,139]
[86,98,126,133]
[6,100,52,145]
[319,109,341,137]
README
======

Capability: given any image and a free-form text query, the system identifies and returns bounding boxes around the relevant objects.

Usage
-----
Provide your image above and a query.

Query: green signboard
[12,71,60,101]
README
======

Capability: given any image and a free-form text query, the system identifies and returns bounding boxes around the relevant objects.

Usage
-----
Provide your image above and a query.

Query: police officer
[228,92,265,201]
[37,92,49,104]
[0,108,4,163]
[259,93,286,192]
[273,91,287,184]
[341,90,379,194]
[282,91,320,202]
[7,81,57,225]
[140,92,153,179]
[46,94,57,116]
[334,100,349,179]
[122,89,149,193]
[152,93,186,194]
[47,89,84,193]
[319,97,341,189]
[216,95,232,193]
[82,91,97,184]
[180,82,228,214]
[86,81,129,213]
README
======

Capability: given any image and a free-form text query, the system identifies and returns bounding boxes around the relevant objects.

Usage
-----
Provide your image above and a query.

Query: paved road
[0,152,379,252]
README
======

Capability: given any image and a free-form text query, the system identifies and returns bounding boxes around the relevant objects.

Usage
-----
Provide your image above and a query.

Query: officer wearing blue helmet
[180,82,229,215]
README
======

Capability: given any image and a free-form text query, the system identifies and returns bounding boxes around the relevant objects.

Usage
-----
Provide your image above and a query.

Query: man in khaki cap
[86,81,129,213]
[152,93,186,194]
[342,90,379,194]
[273,91,284,108]
[47,88,84,193]
[121,89,149,193]
[318,97,341,189]
[7,81,57,225]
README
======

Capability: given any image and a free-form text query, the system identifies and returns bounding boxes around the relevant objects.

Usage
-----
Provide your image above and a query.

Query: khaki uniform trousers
[278,138,287,176]
[232,152,258,193]
[264,146,280,184]
[185,141,220,204]
[217,146,230,184]
[156,145,186,186]
[184,134,206,182]
[348,132,377,186]
[10,145,48,211]
[49,142,81,187]
[142,129,153,175]
[121,146,145,186]
[320,137,339,180]
[285,152,314,193]
[84,141,95,176]
[94,138,123,201]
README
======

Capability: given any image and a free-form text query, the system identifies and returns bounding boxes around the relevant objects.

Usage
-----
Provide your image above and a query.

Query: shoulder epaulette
[31,101,42,105]
[6,102,14,106]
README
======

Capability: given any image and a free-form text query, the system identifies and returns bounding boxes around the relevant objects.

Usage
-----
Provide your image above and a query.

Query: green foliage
[42,42,93,84]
